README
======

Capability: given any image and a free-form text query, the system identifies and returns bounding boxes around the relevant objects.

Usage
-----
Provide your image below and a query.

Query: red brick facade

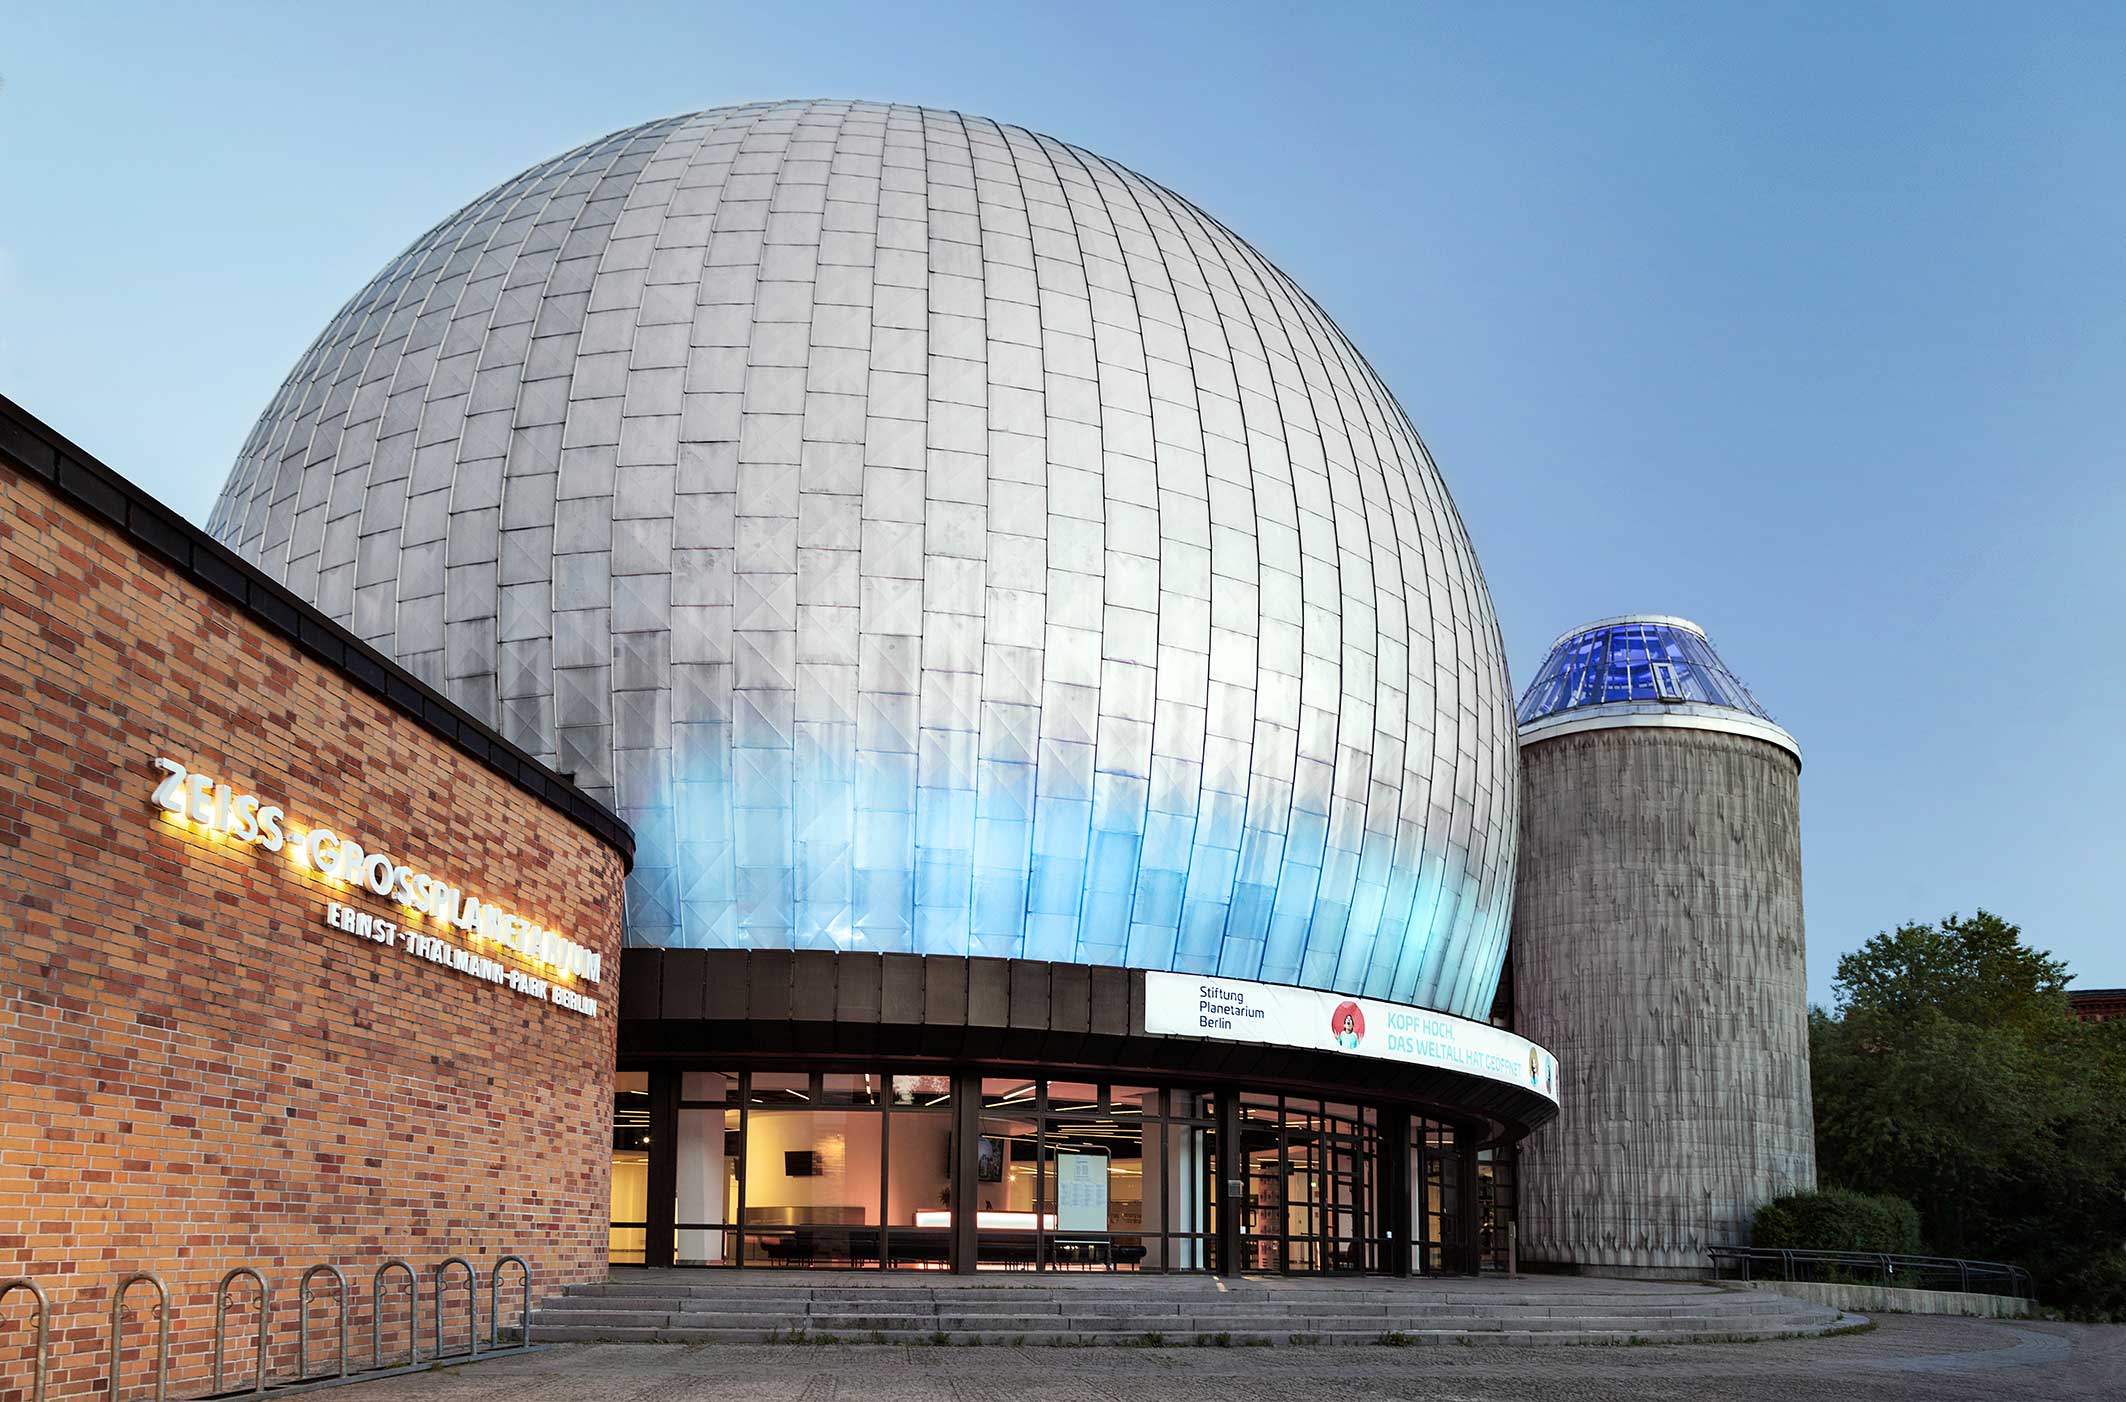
[0,459,628,1398]
[2069,989,2126,1024]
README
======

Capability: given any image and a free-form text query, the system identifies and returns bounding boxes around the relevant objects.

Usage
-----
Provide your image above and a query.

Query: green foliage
[1810,910,2126,1320]
[1752,1188,1922,1254]
[1832,910,2070,1028]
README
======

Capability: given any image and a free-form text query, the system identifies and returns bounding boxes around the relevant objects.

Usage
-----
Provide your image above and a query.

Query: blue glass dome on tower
[1517,615,1797,761]
[1517,616,1773,724]
[207,101,1521,1020]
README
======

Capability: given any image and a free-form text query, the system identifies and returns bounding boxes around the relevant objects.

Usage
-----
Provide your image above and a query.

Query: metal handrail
[298,1264,350,1381]
[433,1257,478,1361]
[1,1277,51,1402]
[212,1266,272,1395]
[371,1258,420,1369]
[489,1255,531,1349]
[108,1271,171,1402]
[1710,1246,2035,1299]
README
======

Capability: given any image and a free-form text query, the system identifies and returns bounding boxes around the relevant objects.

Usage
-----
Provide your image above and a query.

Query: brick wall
[0,461,628,1398]
[2068,990,2126,1024]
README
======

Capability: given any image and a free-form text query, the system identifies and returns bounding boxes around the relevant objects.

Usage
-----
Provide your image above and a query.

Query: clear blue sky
[4,2,2120,1004]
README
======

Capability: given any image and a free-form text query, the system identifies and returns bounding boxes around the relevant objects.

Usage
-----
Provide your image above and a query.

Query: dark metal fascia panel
[616,950,1560,1143]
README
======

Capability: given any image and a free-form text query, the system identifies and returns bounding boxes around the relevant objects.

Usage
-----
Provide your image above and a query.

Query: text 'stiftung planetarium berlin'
[4,100,1812,1320]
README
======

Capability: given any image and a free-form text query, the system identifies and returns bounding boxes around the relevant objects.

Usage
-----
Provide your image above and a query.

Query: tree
[1810,910,2126,1319]
[1832,910,2070,1029]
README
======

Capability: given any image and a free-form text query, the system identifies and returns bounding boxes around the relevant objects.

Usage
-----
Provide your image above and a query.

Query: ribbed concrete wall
[1513,726,1815,1274]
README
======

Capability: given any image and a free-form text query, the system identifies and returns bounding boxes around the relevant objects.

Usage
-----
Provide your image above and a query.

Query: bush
[1752,1188,1924,1255]
[2033,1246,2126,1323]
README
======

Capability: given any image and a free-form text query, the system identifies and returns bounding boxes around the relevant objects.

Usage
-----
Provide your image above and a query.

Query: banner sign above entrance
[1143,972,1559,1106]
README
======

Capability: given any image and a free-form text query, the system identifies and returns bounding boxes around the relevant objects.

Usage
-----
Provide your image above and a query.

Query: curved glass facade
[1516,617,1774,727]
[206,100,1518,1019]
[609,1069,1491,1275]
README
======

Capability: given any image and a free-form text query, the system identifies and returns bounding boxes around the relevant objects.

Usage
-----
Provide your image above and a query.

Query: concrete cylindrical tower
[1511,616,1814,1275]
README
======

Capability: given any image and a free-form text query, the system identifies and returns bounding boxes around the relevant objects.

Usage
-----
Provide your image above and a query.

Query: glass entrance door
[1236,1095,1379,1273]
[1315,1104,1374,1272]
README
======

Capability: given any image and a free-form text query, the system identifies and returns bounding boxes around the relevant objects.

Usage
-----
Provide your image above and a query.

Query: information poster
[1143,971,1561,1105]
[1055,1150,1108,1232]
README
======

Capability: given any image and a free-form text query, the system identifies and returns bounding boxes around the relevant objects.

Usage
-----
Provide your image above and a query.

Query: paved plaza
[324,1314,2125,1402]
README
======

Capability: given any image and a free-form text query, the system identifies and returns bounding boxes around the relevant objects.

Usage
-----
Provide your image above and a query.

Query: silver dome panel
[208,100,1517,1016]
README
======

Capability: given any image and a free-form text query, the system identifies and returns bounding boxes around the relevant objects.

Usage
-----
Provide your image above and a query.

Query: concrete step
[529,1274,1850,1348]
[559,1285,1774,1309]
[573,1277,1727,1293]
[606,1300,1830,1318]
[529,1320,1849,1347]
[560,1294,1779,1317]
[530,1314,1845,1347]
[856,1313,1815,1333]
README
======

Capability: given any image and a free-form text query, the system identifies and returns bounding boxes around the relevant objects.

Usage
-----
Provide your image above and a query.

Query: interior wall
[742,1110,883,1225]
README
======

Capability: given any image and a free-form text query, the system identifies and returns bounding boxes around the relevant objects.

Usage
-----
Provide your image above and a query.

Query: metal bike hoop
[432,1257,478,1361]
[212,1266,272,1396]
[0,1277,51,1402]
[108,1271,171,1402]
[371,1258,420,1369]
[488,1255,531,1349]
[297,1263,350,1381]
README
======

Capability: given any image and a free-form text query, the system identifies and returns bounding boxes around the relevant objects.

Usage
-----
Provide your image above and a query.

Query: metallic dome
[207,100,1517,1015]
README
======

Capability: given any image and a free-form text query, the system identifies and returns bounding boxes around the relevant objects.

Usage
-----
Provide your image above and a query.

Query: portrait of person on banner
[1330,1000,1365,1052]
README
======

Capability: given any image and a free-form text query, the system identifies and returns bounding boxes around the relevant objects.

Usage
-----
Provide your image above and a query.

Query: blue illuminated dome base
[207,100,1520,1019]
[1516,615,1798,762]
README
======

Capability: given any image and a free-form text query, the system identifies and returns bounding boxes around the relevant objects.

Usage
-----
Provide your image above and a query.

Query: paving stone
[275,1315,2126,1402]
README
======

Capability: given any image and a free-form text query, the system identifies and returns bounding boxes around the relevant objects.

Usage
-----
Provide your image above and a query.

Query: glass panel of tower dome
[1672,629,1775,716]
[1516,619,1780,725]
[1601,625,1662,698]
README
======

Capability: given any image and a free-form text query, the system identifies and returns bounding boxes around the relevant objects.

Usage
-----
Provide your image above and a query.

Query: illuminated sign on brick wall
[150,756,600,1016]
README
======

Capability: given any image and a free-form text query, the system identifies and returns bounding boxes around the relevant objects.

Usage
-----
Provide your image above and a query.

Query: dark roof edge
[0,393,635,873]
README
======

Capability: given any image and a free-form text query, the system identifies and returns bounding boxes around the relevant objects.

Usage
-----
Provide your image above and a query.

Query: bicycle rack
[23,1248,535,1401]
[297,1264,350,1381]
[371,1258,420,1369]
[211,1266,272,1396]
[108,1271,171,1402]
[433,1257,478,1361]
[488,1255,531,1349]
[1,1277,50,1402]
